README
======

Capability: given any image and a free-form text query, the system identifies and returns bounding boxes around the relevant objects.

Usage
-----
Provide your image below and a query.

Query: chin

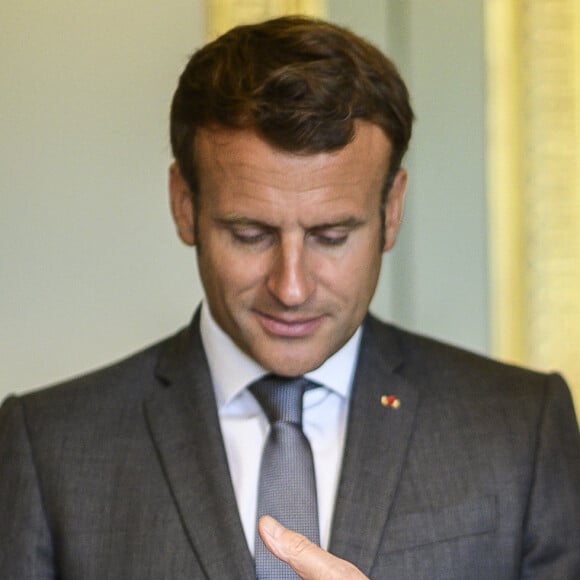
[260,353,326,378]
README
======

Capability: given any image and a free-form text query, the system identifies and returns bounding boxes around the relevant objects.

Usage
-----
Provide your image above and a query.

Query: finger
[257,515,367,580]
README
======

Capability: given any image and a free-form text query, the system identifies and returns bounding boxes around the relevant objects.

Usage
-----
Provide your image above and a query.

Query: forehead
[192,123,391,216]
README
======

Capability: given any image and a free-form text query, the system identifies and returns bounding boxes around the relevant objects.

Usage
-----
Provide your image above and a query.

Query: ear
[382,168,408,252]
[169,162,196,246]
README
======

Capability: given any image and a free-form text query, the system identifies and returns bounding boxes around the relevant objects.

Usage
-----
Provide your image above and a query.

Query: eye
[231,226,270,244]
[312,230,349,246]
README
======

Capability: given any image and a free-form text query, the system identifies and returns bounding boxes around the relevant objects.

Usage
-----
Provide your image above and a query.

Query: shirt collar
[200,301,362,409]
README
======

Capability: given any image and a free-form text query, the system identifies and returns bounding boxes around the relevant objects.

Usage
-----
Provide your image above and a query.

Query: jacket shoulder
[4,326,191,431]
[364,315,571,402]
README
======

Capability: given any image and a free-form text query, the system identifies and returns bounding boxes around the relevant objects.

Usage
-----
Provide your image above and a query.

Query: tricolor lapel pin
[381,395,401,409]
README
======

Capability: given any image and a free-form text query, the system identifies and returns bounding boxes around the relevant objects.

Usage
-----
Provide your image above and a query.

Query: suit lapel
[329,317,418,576]
[144,315,255,580]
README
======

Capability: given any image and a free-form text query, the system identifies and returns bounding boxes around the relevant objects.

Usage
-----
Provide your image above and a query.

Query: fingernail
[260,515,283,539]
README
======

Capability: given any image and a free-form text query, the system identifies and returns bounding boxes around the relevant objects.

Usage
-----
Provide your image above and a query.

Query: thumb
[257,516,367,580]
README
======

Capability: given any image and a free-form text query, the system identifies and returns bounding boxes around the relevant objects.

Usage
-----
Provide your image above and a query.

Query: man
[1,16,578,580]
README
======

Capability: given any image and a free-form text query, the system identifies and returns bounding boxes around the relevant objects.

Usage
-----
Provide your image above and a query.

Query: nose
[266,236,314,307]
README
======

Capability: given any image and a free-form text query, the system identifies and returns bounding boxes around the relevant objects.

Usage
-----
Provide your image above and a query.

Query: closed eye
[308,217,365,248]
[311,231,349,246]
[230,226,271,245]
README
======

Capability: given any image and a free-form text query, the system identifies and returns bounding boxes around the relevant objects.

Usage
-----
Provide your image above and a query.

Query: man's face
[170,122,406,376]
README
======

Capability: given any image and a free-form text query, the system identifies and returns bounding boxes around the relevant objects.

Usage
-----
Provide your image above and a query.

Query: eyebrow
[215,215,367,230]
[215,215,264,226]
[309,217,367,230]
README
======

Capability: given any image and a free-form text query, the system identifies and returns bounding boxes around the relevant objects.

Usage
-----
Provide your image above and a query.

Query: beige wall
[1,1,491,400]
[1,1,206,393]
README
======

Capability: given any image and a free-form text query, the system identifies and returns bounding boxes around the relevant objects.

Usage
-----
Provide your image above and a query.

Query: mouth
[255,311,324,338]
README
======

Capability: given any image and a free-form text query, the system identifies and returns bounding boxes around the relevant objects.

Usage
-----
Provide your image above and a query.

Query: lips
[255,311,324,338]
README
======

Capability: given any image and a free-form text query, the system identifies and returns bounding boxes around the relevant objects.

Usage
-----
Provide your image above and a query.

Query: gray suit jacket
[1,314,579,579]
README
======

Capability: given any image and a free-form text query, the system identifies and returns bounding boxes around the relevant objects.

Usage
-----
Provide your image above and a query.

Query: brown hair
[170,16,414,199]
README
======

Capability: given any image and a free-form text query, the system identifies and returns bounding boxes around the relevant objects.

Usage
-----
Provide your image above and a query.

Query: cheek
[203,244,269,297]
[314,242,382,301]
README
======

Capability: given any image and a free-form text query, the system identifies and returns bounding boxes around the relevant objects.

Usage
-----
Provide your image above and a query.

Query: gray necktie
[250,375,320,579]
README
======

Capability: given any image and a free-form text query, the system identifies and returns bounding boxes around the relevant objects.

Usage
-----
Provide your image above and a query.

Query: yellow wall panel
[486,0,580,411]
[207,0,326,39]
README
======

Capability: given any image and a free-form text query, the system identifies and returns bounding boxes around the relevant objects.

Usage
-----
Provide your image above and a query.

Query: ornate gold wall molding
[486,0,580,409]
[207,0,326,39]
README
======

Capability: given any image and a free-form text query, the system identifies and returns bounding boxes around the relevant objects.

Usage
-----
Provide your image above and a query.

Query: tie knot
[250,375,310,425]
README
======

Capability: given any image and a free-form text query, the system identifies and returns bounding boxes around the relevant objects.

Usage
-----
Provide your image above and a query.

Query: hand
[257,516,368,580]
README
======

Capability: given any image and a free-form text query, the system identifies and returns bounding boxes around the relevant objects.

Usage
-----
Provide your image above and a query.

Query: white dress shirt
[199,302,362,552]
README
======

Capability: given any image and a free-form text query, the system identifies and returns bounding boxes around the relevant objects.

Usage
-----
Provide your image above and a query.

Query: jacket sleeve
[520,374,580,579]
[0,396,57,579]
